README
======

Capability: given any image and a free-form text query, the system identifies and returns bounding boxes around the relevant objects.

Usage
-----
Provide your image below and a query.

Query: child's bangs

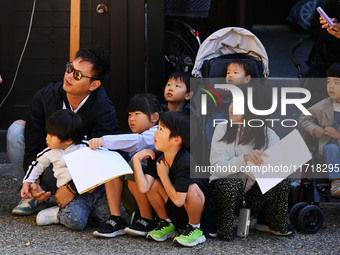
[127,95,151,117]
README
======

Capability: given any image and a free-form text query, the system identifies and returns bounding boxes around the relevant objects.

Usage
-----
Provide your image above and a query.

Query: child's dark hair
[326,62,340,78]
[46,109,84,145]
[220,84,271,149]
[159,111,190,148]
[168,71,191,92]
[75,46,111,83]
[226,59,258,78]
[127,93,162,120]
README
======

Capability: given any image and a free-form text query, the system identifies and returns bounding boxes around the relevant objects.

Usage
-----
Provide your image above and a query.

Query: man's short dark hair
[168,71,191,92]
[75,46,111,83]
[327,62,340,78]
[46,109,84,145]
[159,111,190,148]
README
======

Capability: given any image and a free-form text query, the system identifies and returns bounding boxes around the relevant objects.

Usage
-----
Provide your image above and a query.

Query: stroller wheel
[297,205,324,234]
[289,202,309,229]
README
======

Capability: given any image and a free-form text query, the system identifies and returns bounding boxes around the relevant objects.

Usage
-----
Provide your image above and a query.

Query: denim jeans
[58,185,110,231]
[323,143,340,180]
[6,122,25,180]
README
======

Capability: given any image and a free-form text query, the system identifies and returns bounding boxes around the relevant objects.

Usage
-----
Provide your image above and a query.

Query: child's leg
[58,195,91,231]
[323,144,340,181]
[105,177,123,216]
[210,177,243,240]
[128,180,153,220]
[88,186,110,227]
[260,179,290,233]
[184,183,204,225]
[146,179,169,219]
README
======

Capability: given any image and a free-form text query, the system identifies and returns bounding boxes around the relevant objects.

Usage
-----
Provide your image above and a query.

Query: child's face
[226,63,250,86]
[46,134,70,150]
[128,111,154,134]
[327,77,340,102]
[153,123,172,152]
[164,78,191,103]
[228,102,244,124]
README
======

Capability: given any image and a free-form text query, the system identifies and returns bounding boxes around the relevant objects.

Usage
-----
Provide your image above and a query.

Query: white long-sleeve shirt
[101,125,157,159]
[209,123,279,192]
[23,143,86,187]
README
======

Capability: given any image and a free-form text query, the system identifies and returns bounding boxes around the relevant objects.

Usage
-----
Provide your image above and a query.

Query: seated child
[21,109,110,231]
[300,62,340,196]
[132,111,214,247]
[210,85,293,240]
[163,71,193,113]
[88,93,162,237]
[205,59,255,144]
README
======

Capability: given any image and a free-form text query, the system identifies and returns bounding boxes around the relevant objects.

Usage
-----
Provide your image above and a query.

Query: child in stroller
[190,27,269,148]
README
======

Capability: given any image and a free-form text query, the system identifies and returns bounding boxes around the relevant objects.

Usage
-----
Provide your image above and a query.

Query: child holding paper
[21,109,110,230]
[300,62,340,196]
[209,85,293,240]
[88,93,162,238]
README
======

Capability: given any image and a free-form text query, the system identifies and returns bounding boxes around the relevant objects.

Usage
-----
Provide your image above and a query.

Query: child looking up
[210,85,293,240]
[163,71,193,113]
[132,112,214,247]
[89,93,162,238]
[21,109,110,231]
[300,62,340,196]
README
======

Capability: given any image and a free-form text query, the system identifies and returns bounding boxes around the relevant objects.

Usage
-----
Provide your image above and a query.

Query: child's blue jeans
[323,143,340,180]
[58,185,110,231]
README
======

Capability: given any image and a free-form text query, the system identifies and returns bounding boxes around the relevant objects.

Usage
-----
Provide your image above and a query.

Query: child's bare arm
[88,138,104,150]
[133,149,155,193]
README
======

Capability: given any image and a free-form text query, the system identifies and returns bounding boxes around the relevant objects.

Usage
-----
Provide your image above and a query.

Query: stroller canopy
[192,27,269,78]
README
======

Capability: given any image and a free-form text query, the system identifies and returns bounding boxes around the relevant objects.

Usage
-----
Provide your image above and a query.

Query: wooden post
[70,0,81,61]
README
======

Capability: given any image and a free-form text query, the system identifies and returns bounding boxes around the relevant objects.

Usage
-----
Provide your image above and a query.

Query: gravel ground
[0,153,339,255]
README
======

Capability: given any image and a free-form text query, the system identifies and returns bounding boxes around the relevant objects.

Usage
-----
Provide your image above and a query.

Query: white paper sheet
[64,147,133,194]
[248,129,312,194]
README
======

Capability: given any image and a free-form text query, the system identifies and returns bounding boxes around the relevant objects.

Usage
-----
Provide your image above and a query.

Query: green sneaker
[147,219,176,242]
[173,225,206,247]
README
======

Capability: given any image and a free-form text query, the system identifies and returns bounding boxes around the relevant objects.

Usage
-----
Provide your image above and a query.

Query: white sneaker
[36,206,60,226]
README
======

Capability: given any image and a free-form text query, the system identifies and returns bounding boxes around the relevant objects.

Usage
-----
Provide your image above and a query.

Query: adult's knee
[323,144,340,155]
[7,120,25,147]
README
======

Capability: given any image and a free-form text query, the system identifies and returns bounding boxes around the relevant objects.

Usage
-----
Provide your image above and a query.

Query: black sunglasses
[65,62,98,81]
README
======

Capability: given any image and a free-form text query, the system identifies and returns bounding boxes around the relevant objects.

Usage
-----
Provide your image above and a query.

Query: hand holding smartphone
[317,6,334,27]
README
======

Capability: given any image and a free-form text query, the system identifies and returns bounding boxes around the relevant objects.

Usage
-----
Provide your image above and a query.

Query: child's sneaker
[147,219,176,241]
[93,215,127,238]
[124,217,157,236]
[330,179,340,196]
[173,224,206,247]
[36,206,60,226]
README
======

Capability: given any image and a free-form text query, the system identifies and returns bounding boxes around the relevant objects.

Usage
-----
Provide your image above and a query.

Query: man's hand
[30,183,51,201]
[55,185,76,208]
[88,138,104,150]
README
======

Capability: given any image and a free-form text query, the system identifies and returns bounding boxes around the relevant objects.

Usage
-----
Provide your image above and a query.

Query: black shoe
[124,217,157,236]
[93,215,127,238]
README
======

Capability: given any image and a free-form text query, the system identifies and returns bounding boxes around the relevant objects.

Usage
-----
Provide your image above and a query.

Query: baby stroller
[190,27,269,165]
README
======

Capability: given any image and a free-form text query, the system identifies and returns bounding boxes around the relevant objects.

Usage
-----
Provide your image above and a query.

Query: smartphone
[316,6,334,26]
[237,208,251,238]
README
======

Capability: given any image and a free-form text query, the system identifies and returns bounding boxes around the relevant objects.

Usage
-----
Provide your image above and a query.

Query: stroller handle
[289,38,304,68]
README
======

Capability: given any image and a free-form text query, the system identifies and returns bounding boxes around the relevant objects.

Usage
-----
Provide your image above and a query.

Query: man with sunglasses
[7,46,119,215]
